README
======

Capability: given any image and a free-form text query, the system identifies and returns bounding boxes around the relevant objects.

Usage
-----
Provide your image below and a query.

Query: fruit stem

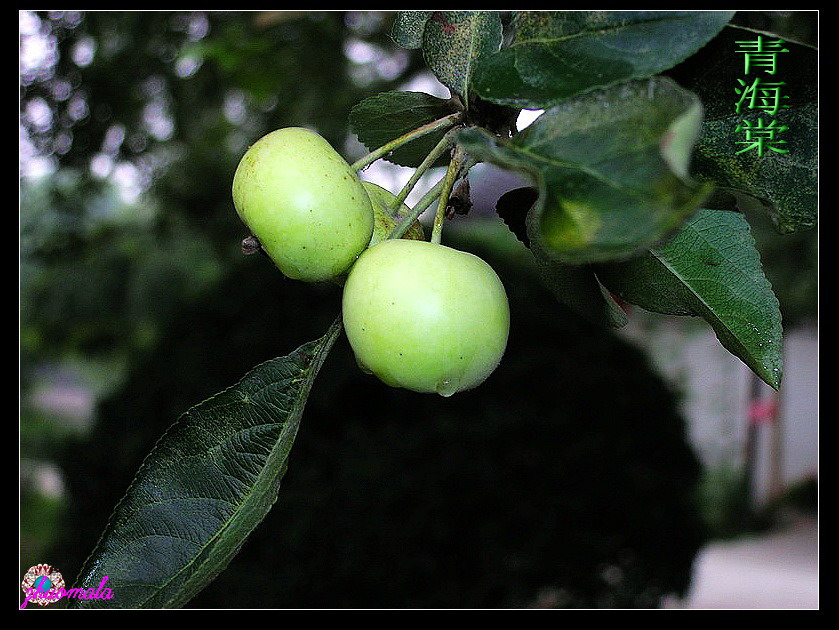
[387,178,445,240]
[387,154,477,241]
[389,129,456,213]
[350,112,464,172]
[431,144,468,245]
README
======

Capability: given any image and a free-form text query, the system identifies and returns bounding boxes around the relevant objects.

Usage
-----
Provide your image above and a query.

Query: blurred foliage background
[20,11,817,608]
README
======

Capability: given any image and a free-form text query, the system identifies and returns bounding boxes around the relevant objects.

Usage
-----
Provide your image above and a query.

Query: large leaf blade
[597,209,783,389]
[472,11,734,108]
[457,77,712,264]
[70,319,342,608]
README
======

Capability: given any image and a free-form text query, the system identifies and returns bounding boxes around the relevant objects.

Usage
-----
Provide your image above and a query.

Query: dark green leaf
[391,11,433,49]
[472,11,734,108]
[349,90,458,168]
[728,12,818,49]
[666,25,817,233]
[496,187,627,328]
[528,232,629,330]
[597,208,783,388]
[421,11,503,104]
[70,319,342,608]
[457,77,712,264]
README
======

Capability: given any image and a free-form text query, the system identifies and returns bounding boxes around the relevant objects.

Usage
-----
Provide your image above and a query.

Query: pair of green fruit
[232,127,509,396]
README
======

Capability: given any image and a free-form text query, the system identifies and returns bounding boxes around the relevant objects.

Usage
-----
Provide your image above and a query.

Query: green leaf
[421,11,503,104]
[457,77,712,264]
[665,25,817,233]
[496,187,627,328]
[70,319,342,608]
[349,90,458,168]
[529,234,630,330]
[391,11,433,49]
[597,209,783,389]
[472,11,735,108]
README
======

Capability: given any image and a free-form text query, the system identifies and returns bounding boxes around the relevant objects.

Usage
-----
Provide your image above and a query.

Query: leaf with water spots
[597,208,783,389]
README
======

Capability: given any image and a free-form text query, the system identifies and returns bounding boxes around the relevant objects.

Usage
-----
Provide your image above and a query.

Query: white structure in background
[666,513,818,609]
[618,313,818,506]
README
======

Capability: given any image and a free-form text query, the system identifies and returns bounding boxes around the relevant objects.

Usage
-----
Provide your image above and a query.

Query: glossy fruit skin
[342,239,510,396]
[232,127,373,281]
[362,182,425,245]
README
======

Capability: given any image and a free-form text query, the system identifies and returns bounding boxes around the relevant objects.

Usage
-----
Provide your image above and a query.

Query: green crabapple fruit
[362,181,425,245]
[232,127,374,282]
[342,239,510,396]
